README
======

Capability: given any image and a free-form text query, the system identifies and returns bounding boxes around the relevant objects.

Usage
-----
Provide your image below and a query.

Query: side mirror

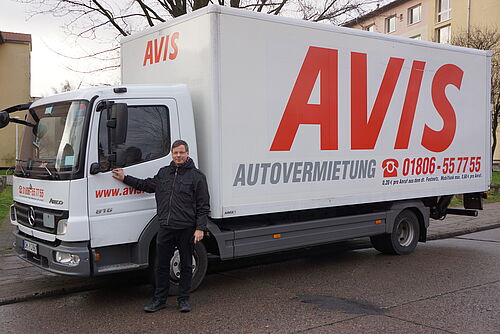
[0,111,10,129]
[107,103,128,146]
[90,162,102,175]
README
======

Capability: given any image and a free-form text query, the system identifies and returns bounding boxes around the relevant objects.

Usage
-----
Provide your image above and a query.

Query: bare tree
[51,80,79,94]
[18,0,374,42]
[17,0,373,80]
[18,0,296,39]
[295,0,373,24]
[451,26,500,163]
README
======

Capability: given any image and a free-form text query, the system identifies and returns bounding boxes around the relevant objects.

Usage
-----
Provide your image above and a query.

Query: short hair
[172,139,189,152]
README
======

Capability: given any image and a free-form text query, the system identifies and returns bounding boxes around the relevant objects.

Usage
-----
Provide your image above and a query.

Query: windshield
[16,100,89,179]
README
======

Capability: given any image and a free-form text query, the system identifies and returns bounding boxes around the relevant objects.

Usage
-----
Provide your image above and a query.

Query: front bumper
[13,229,91,276]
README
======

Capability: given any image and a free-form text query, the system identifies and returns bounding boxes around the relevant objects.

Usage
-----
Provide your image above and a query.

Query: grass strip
[0,186,13,227]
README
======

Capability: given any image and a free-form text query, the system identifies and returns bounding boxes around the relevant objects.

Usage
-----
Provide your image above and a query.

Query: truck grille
[14,202,68,234]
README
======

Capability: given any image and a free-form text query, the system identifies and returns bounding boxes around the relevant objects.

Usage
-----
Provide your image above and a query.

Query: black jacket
[123,158,210,231]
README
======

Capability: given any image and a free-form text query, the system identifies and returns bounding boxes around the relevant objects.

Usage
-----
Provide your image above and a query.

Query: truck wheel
[370,210,420,255]
[149,241,208,296]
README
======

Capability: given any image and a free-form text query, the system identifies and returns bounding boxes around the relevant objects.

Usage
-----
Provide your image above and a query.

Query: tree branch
[136,0,155,26]
[64,64,120,74]
[269,0,288,15]
[91,0,129,36]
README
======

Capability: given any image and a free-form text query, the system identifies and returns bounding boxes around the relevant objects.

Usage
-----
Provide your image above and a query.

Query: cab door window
[98,105,170,170]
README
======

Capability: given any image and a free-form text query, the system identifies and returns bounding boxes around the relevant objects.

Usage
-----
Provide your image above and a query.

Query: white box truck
[0,5,491,293]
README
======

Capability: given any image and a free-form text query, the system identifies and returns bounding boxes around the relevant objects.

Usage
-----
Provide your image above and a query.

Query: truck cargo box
[121,5,491,219]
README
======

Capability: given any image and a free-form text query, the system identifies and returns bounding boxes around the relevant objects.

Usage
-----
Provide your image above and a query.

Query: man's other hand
[194,230,204,243]
[112,168,125,181]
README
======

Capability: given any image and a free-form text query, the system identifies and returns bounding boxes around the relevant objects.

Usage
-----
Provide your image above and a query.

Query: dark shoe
[178,299,191,313]
[144,300,167,313]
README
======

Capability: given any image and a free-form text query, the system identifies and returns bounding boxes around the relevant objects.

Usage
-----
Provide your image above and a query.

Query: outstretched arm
[112,168,158,193]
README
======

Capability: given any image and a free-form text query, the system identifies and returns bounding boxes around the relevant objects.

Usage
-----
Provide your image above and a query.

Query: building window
[437,0,451,22]
[365,24,375,32]
[410,35,422,40]
[436,25,451,44]
[408,5,421,24]
[386,16,396,33]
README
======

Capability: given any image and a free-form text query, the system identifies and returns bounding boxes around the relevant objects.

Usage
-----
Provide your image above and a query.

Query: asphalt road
[1,229,498,334]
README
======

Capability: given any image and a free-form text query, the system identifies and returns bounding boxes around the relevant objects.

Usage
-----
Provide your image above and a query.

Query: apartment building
[0,31,32,168]
[344,0,429,40]
[344,0,500,161]
[344,0,499,42]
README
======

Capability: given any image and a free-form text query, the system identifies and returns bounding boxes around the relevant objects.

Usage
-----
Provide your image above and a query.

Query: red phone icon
[382,159,399,177]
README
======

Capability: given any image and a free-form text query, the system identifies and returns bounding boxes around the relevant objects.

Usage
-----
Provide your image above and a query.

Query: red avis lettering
[270,46,464,153]
[351,52,404,149]
[394,60,426,149]
[271,47,338,150]
[421,64,462,152]
[143,32,179,66]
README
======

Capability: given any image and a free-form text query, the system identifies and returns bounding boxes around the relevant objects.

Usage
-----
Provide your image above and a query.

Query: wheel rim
[397,219,415,247]
[170,249,197,281]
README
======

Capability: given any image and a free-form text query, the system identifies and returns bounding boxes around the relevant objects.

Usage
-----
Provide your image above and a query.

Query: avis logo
[382,159,399,177]
[143,32,179,66]
[270,46,463,153]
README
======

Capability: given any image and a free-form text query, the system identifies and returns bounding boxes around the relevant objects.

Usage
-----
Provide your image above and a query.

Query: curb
[0,272,149,307]
[0,283,104,306]
[427,222,500,241]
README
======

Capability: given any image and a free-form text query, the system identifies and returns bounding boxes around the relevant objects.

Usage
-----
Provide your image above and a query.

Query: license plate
[23,240,38,255]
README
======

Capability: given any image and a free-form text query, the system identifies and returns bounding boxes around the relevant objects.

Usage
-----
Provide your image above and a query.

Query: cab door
[87,98,180,249]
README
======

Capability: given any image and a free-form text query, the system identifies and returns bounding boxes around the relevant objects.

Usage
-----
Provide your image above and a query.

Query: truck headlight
[10,205,17,223]
[55,252,80,266]
[57,219,68,235]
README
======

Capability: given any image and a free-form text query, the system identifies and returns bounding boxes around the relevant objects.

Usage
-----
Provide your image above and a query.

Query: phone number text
[400,156,481,176]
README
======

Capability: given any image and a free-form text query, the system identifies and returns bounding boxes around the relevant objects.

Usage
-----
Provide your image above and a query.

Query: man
[112,140,210,313]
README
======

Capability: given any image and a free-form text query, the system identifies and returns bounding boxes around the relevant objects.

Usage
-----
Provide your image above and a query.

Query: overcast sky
[0,0,384,98]
[0,0,119,97]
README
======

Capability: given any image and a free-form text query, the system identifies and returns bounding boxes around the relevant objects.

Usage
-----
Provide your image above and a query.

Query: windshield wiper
[42,164,53,177]
[15,159,60,179]
[32,159,60,180]
[14,159,30,177]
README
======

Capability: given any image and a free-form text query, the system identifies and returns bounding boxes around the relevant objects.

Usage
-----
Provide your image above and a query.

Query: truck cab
[6,84,197,277]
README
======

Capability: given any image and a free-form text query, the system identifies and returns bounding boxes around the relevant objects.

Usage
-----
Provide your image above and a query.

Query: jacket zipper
[166,167,178,226]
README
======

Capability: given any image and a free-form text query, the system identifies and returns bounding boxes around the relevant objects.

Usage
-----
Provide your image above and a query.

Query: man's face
[172,144,189,166]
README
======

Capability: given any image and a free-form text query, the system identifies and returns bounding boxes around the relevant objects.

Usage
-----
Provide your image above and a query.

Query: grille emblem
[28,207,36,226]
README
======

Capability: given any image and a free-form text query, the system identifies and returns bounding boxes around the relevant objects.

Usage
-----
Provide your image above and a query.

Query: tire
[370,210,420,255]
[148,241,208,296]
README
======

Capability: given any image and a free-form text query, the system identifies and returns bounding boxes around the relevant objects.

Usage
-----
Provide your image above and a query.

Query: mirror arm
[1,103,32,114]
[10,118,35,127]
[0,103,35,129]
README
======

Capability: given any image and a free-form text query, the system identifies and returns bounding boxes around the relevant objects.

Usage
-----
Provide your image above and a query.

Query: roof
[343,0,410,27]
[30,84,191,109]
[0,31,32,44]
